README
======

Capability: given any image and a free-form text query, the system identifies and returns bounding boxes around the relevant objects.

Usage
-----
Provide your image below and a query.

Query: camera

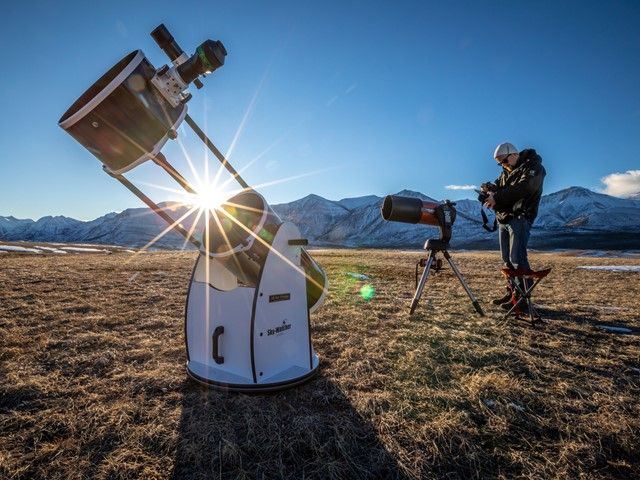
[477,182,498,204]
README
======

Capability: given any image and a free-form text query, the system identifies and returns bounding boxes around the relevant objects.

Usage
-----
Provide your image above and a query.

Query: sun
[190,186,229,211]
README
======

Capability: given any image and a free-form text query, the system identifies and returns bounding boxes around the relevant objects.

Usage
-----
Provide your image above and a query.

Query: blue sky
[1,0,639,220]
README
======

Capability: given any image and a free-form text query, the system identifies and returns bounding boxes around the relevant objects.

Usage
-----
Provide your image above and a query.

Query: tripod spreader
[409,239,484,316]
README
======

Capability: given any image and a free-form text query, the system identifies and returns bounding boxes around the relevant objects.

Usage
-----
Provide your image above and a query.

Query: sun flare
[188,186,230,211]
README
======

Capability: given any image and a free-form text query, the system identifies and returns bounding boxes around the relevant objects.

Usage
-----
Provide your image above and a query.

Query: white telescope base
[184,222,320,392]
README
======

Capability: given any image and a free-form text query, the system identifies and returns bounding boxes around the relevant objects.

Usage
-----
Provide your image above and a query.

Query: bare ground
[1,249,639,479]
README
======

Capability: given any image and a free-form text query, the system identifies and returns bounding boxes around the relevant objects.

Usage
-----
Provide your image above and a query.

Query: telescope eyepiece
[176,39,227,85]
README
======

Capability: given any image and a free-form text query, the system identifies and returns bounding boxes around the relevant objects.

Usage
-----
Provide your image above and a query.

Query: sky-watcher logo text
[267,322,292,336]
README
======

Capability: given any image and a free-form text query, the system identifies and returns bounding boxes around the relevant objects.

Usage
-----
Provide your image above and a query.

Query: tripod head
[381,195,457,243]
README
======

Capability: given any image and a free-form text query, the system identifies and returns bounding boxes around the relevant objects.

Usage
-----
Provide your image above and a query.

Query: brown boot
[492,286,512,305]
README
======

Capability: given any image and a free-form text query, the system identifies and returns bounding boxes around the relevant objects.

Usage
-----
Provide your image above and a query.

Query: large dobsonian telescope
[59,24,328,392]
[381,195,484,316]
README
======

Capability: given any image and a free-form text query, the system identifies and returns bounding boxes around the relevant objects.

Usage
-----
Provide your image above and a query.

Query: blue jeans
[498,217,531,271]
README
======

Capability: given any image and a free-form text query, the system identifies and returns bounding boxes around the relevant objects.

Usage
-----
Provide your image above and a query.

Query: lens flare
[359,284,375,301]
[189,186,229,211]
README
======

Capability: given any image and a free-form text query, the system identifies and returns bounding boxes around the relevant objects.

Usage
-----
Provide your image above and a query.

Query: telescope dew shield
[58,50,186,174]
[381,195,441,226]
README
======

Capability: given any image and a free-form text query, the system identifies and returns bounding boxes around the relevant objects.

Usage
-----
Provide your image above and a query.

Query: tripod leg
[443,251,484,316]
[409,251,436,314]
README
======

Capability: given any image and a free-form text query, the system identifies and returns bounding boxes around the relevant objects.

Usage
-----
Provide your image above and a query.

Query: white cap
[493,142,518,159]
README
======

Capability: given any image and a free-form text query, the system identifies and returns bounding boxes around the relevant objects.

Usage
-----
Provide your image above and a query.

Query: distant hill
[2,187,639,250]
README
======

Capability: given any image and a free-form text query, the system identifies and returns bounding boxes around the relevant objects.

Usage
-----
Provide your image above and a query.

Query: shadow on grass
[538,307,640,336]
[171,372,411,480]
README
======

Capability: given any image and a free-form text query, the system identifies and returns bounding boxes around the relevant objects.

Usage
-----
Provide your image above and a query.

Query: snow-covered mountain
[2,187,639,250]
[270,194,351,240]
[536,187,640,228]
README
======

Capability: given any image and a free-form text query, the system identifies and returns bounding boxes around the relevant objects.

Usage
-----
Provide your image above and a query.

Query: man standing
[481,142,546,308]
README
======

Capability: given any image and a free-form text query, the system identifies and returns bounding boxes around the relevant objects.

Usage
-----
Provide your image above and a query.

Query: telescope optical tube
[381,195,441,226]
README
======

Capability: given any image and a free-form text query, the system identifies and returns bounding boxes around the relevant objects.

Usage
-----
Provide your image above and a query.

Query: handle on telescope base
[288,239,309,246]
[212,326,224,364]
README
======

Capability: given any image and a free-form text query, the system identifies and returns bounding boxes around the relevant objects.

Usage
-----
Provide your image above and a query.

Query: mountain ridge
[2,187,639,250]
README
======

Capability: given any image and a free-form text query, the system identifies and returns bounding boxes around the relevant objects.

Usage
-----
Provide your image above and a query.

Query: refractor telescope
[58,24,328,392]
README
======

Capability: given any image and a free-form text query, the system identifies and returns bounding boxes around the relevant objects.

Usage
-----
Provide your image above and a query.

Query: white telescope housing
[58,25,327,391]
[187,190,327,390]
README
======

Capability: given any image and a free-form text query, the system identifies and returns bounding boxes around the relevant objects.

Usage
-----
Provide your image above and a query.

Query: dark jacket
[493,149,546,224]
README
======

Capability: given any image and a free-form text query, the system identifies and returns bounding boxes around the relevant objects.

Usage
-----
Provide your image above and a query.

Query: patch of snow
[0,245,38,253]
[577,250,640,258]
[0,245,42,253]
[596,325,633,334]
[577,251,608,257]
[34,245,69,254]
[346,272,370,280]
[67,243,106,247]
[61,247,108,253]
[577,266,640,272]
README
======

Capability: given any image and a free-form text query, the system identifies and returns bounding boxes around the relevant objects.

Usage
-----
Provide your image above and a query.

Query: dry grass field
[1,249,639,479]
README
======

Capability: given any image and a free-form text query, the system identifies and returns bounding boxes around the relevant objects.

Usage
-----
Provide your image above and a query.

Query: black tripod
[410,239,484,316]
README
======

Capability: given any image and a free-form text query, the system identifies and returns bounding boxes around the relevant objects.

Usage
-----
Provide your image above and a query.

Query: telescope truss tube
[151,153,197,194]
[184,114,250,190]
[104,167,201,249]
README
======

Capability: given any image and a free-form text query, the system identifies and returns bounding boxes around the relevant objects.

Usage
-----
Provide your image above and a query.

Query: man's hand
[484,192,496,209]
